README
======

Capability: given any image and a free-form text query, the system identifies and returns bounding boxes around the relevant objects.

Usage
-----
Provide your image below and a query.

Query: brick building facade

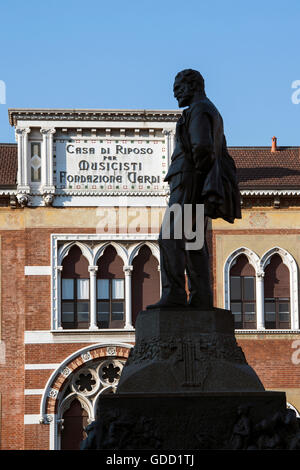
[0,109,300,449]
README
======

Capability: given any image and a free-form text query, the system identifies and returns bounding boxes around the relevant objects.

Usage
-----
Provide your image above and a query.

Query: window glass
[62,279,74,300]
[97,279,109,299]
[112,279,124,299]
[111,302,124,321]
[77,279,89,299]
[265,301,276,322]
[231,302,242,323]
[77,302,89,322]
[230,277,241,300]
[97,302,110,326]
[244,302,255,322]
[279,300,290,323]
[243,277,255,301]
[62,302,74,322]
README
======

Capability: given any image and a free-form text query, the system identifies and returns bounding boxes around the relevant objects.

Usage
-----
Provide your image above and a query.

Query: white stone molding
[40,342,132,415]
[25,266,51,276]
[128,241,160,266]
[123,265,134,329]
[224,247,262,329]
[58,241,94,266]
[25,414,43,425]
[106,346,117,356]
[59,392,94,427]
[255,268,265,330]
[53,265,63,330]
[8,109,181,127]
[25,363,59,370]
[15,127,31,191]
[157,264,162,296]
[93,241,128,266]
[261,247,299,330]
[56,243,93,330]
[163,128,176,168]
[24,389,44,395]
[51,234,159,332]
[25,330,136,343]
[39,343,132,449]
[88,265,99,330]
[287,402,300,417]
[40,127,56,193]
[224,246,299,331]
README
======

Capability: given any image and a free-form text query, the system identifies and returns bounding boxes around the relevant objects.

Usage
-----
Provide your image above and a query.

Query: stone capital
[123,265,133,275]
[15,127,31,136]
[163,128,174,136]
[40,127,56,136]
[88,265,99,273]
[257,270,265,279]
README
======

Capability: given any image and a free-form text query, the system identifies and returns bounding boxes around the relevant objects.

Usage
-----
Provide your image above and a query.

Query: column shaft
[124,266,133,329]
[89,266,99,330]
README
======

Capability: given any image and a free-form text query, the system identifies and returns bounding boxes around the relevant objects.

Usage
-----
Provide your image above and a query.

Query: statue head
[173,69,205,107]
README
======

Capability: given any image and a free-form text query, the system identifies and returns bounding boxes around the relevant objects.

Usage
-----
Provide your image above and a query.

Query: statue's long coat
[166,97,241,224]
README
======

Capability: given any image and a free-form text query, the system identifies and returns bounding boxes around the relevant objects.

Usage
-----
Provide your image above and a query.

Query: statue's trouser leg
[159,185,213,307]
[158,185,187,305]
[185,215,213,308]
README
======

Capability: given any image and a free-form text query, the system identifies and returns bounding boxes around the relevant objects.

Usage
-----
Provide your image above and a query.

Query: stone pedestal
[117,308,264,393]
[93,391,288,450]
[82,308,299,450]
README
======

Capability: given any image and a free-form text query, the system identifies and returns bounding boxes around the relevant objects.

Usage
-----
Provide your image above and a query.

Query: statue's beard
[177,95,191,107]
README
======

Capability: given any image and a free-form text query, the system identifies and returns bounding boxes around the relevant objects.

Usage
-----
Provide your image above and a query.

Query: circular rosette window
[98,359,124,387]
[71,368,99,396]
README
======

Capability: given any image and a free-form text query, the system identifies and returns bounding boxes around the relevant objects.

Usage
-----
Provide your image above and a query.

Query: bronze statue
[148,69,241,309]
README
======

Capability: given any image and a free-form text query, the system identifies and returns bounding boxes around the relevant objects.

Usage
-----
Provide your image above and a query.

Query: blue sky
[0,0,299,146]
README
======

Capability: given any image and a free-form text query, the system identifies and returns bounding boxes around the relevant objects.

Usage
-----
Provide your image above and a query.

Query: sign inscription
[54,139,168,192]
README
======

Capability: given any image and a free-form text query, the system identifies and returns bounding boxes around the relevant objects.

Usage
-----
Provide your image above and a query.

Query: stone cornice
[8,108,181,126]
[240,189,300,196]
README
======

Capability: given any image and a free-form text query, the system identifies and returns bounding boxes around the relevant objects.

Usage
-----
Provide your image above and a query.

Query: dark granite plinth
[117,308,264,393]
[85,391,291,450]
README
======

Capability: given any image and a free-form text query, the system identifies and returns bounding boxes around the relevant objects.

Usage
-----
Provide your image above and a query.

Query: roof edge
[8,108,181,126]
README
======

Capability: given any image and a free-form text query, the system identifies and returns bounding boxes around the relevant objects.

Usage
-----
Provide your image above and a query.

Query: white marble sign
[54,138,168,193]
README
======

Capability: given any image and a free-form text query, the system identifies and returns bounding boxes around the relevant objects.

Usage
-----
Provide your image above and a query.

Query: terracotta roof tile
[230,147,300,189]
[0,143,17,186]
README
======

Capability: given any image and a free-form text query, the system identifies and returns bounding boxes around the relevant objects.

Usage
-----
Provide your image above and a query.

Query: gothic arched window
[96,245,125,329]
[60,399,88,450]
[61,245,90,329]
[230,254,256,329]
[131,245,160,325]
[264,254,290,329]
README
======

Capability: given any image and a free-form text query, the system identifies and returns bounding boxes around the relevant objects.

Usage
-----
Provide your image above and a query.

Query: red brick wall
[237,336,300,389]
[0,230,26,449]
[24,425,49,450]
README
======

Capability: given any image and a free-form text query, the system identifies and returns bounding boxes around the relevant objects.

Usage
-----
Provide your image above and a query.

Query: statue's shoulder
[187,98,218,120]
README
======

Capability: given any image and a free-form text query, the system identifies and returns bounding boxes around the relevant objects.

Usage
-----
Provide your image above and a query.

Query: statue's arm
[187,109,214,172]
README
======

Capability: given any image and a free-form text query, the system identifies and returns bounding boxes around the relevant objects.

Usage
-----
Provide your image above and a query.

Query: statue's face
[173,77,194,107]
